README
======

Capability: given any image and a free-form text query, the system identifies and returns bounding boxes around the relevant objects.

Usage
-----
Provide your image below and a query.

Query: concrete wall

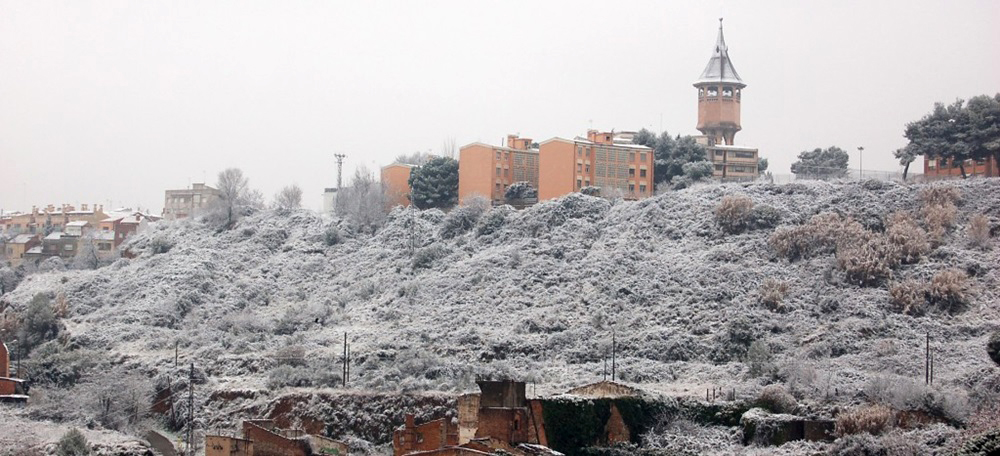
[205,435,254,456]
[457,393,480,445]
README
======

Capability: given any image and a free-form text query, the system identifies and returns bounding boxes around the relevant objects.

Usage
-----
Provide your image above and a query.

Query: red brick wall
[0,342,9,378]
[242,422,308,456]
[0,378,17,395]
[394,417,459,456]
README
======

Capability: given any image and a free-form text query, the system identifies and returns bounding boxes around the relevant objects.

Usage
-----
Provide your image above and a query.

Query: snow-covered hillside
[3,179,999,453]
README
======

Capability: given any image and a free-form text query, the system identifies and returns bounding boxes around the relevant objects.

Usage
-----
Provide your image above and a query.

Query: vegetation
[211,167,264,230]
[988,331,1000,367]
[273,184,303,212]
[968,214,991,249]
[334,167,387,234]
[408,156,459,210]
[758,278,789,312]
[56,428,90,456]
[904,94,1000,178]
[835,404,895,437]
[714,194,754,234]
[632,129,708,185]
[18,293,61,354]
[504,181,537,205]
[756,384,797,414]
[790,146,849,179]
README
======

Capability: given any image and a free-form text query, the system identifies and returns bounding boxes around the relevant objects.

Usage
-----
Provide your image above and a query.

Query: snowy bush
[756,384,797,414]
[758,278,790,312]
[18,293,61,353]
[920,185,961,207]
[25,342,96,387]
[149,235,174,255]
[504,181,537,203]
[475,205,513,237]
[886,212,930,264]
[38,257,67,273]
[440,196,489,239]
[863,376,970,423]
[56,428,90,456]
[988,331,1000,367]
[714,194,754,234]
[835,404,895,437]
[967,214,991,249]
[324,223,343,246]
[747,204,781,230]
[889,280,927,316]
[267,364,341,389]
[928,268,969,313]
[835,234,899,287]
[923,203,958,242]
[745,340,774,378]
[770,212,850,260]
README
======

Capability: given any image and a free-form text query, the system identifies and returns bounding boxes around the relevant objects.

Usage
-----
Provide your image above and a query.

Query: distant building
[0,339,27,403]
[322,188,338,214]
[538,130,654,201]
[205,435,254,456]
[163,183,221,220]
[4,234,40,267]
[0,204,108,237]
[382,163,416,209]
[459,134,539,205]
[694,19,760,179]
[923,156,1000,178]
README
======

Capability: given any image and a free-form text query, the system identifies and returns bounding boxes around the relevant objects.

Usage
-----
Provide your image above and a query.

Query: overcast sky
[2,1,998,213]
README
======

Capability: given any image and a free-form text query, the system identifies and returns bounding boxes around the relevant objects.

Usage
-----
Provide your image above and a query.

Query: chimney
[81,204,88,211]
[405,414,415,429]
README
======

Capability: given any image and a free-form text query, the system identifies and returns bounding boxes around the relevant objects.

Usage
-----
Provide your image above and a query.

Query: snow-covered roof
[66,221,89,227]
[709,144,759,152]
[539,137,651,150]
[25,246,42,254]
[11,234,35,244]
[459,142,539,154]
[695,19,745,87]
[44,232,65,240]
[95,232,116,241]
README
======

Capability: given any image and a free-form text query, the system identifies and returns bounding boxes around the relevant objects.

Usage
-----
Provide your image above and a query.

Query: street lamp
[858,146,865,179]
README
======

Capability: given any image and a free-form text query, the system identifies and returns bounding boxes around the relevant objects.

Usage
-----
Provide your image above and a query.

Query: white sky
[1,1,998,213]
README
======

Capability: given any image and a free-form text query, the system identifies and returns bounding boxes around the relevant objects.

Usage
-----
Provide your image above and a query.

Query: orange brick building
[923,156,1000,178]
[393,414,460,456]
[458,135,539,204]
[382,163,416,209]
[537,130,653,201]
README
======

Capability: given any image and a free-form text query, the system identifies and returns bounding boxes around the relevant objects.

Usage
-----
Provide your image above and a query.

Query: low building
[393,415,460,456]
[217,419,350,456]
[693,138,761,179]
[205,435,254,456]
[322,188,338,214]
[538,131,654,201]
[163,183,221,220]
[41,232,80,260]
[5,234,40,267]
[458,135,540,205]
[923,156,1000,178]
[0,340,27,404]
[0,204,108,237]
[99,211,154,248]
[382,164,416,209]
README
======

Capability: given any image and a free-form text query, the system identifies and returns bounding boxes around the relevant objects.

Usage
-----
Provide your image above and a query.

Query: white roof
[95,232,116,241]
[66,221,89,227]
[11,234,35,244]
[44,232,65,240]
[710,144,759,152]
[540,137,652,150]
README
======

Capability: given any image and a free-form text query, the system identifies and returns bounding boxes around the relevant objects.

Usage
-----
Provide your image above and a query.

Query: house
[5,234,40,267]
[163,183,221,220]
[42,232,80,260]
[99,211,152,248]
[0,204,108,237]
[0,340,27,404]
[382,164,416,209]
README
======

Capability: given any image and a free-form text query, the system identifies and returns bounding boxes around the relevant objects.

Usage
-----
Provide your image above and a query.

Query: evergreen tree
[408,156,459,210]
[790,146,850,179]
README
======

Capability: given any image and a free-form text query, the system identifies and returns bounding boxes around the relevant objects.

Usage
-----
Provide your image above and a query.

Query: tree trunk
[959,162,968,179]
[902,162,910,181]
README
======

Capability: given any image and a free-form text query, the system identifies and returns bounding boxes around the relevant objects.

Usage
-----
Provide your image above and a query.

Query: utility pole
[342,333,348,388]
[925,333,930,385]
[858,146,864,179]
[175,341,178,367]
[188,363,194,456]
[611,331,617,382]
[334,154,346,190]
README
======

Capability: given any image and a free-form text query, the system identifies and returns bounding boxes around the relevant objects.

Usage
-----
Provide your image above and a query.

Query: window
[722,87,733,97]
[715,164,725,171]
[577,146,582,157]
[496,167,501,177]
[496,151,501,160]
[585,164,590,173]
[98,243,111,251]
[577,163,582,172]
[640,169,647,178]
[639,184,647,194]
[734,151,755,159]
[576,179,582,189]
[707,87,718,97]
[629,168,635,177]
[629,152,635,162]
[715,150,724,157]
[698,88,704,97]
[64,244,73,251]
[640,152,647,162]
[629,184,635,192]
[928,160,936,169]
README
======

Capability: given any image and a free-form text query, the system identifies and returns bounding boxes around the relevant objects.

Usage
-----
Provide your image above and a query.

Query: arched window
[706,87,718,97]
[722,87,733,97]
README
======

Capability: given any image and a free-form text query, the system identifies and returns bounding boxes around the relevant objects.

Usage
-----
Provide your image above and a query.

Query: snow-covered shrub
[324,223,342,246]
[889,280,927,316]
[38,257,67,273]
[670,175,693,190]
[835,404,896,437]
[18,293,61,353]
[579,186,601,196]
[836,234,900,287]
[412,244,449,269]
[920,185,961,207]
[267,364,341,389]
[440,196,489,239]
[967,214,991,249]
[758,278,790,312]
[988,331,1000,367]
[712,317,759,362]
[747,204,781,230]
[864,376,970,423]
[476,205,512,237]
[886,212,930,264]
[745,340,774,378]
[504,181,537,203]
[0,266,20,294]
[714,194,754,234]
[928,268,969,313]
[25,341,96,387]
[924,202,958,242]
[150,235,174,255]
[769,212,846,260]
[56,428,90,456]
[682,160,714,180]
[756,384,797,414]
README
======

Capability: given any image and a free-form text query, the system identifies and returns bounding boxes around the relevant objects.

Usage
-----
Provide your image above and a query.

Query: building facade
[923,156,1000,178]
[538,130,653,201]
[0,204,108,237]
[162,183,221,220]
[381,163,416,209]
[694,19,760,179]
[458,135,540,204]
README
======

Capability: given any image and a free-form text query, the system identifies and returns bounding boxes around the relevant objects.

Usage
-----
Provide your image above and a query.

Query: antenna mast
[334,154,346,189]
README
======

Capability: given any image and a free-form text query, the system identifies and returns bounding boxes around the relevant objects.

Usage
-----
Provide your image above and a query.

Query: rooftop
[695,19,745,87]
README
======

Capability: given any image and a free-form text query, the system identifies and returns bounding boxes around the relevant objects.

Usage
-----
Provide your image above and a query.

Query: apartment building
[381,163,416,208]
[458,135,540,204]
[162,183,221,220]
[538,130,653,201]
[0,204,108,237]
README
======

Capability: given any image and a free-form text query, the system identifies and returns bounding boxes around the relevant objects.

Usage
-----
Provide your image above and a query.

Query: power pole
[188,363,194,456]
[611,331,617,382]
[334,154,346,189]
[343,333,347,388]
[925,333,930,385]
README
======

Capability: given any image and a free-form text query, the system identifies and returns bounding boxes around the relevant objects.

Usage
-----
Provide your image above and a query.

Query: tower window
[722,87,733,97]
[698,88,704,97]
[707,87,718,97]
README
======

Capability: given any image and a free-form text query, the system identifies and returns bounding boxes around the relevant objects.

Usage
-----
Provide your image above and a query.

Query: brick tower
[695,18,745,146]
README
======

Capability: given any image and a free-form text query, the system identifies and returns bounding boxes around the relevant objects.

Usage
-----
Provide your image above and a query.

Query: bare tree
[441,137,457,159]
[273,184,303,213]
[210,168,262,229]
[334,166,387,234]
[394,151,432,166]
[73,233,101,270]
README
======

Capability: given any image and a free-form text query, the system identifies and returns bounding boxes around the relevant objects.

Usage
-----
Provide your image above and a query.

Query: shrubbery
[18,293,61,354]
[988,331,1000,367]
[967,214,991,249]
[440,197,489,239]
[836,404,896,437]
[758,279,789,312]
[714,194,754,234]
[928,268,970,313]
[889,280,928,316]
[886,212,930,264]
[756,384,797,414]
[56,428,90,456]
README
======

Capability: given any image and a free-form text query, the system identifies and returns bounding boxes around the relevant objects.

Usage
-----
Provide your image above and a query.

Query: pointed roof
[695,18,745,87]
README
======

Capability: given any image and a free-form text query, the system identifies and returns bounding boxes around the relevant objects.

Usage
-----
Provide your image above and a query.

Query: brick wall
[393,415,459,456]
[242,421,308,456]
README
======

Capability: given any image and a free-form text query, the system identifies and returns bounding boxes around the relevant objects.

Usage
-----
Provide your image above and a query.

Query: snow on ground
[2,178,999,453]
